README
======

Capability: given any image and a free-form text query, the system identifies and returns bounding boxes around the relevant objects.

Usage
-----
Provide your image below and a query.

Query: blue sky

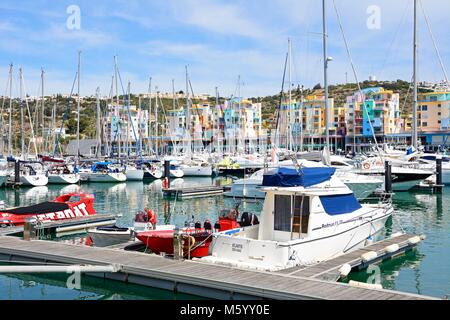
[0,0,449,98]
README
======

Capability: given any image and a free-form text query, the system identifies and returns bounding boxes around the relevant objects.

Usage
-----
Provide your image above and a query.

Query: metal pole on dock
[385,161,392,193]
[0,264,121,274]
[14,161,20,184]
[164,160,171,188]
[436,156,443,192]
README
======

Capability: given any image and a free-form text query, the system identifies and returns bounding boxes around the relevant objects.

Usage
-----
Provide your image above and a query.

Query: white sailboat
[124,163,144,181]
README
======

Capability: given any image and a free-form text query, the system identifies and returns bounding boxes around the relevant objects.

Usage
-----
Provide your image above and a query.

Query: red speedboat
[136,208,243,258]
[0,193,96,227]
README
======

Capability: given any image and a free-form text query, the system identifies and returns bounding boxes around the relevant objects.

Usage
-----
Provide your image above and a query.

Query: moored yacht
[224,159,383,200]
[202,167,393,271]
[81,162,127,183]
[124,163,144,181]
[46,164,80,184]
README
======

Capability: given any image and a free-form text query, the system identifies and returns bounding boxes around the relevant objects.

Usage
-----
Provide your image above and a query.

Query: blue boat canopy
[91,162,114,171]
[262,167,336,188]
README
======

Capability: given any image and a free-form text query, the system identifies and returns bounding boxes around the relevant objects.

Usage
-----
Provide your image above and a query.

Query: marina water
[0,178,449,299]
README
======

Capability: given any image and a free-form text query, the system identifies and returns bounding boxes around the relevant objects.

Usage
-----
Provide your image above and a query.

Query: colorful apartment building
[105,103,149,144]
[417,92,450,132]
[344,87,400,152]
[278,94,343,150]
[166,98,264,153]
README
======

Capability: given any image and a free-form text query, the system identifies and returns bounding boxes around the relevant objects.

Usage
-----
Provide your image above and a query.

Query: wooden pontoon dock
[0,232,438,300]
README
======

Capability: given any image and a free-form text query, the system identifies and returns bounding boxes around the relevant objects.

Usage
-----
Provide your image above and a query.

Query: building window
[422,122,428,127]
[422,105,428,111]
[438,112,441,116]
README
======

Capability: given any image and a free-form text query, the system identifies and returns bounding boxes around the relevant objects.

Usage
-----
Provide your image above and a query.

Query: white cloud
[170,0,269,39]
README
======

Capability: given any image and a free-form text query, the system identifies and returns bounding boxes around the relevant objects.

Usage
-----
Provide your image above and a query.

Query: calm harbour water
[0,178,449,299]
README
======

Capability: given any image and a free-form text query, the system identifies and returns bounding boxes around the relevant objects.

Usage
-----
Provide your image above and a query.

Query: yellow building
[418,92,450,132]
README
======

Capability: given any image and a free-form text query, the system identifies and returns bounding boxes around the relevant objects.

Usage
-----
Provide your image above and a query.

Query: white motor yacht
[202,167,393,271]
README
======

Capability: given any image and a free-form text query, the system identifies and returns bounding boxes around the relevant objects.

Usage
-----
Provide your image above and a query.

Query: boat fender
[385,244,399,253]
[408,236,421,245]
[349,280,382,290]
[339,264,352,277]
[361,251,378,263]
[390,232,404,239]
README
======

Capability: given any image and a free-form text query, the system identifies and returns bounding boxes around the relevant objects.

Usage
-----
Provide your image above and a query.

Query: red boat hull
[136,228,213,258]
[0,193,96,227]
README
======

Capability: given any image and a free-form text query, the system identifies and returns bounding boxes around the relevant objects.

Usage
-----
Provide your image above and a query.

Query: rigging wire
[419,0,449,84]
[331,0,384,162]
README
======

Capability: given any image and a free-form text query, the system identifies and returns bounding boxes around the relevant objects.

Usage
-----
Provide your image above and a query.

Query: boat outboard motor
[250,213,259,226]
[240,212,251,227]
[195,221,202,229]
[240,212,259,227]
[204,220,212,231]
[214,222,221,231]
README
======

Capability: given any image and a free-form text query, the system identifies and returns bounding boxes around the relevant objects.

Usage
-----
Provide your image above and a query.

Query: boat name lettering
[232,243,243,252]
[35,204,90,222]
[321,220,344,229]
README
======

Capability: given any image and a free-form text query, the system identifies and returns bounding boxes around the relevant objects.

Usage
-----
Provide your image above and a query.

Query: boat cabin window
[274,195,291,232]
[274,195,310,234]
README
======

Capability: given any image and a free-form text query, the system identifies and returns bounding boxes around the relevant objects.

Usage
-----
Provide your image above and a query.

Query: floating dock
[0,214,118,238]
[277,233,423,282]
[163,186,225,199]
[0,233,438,300]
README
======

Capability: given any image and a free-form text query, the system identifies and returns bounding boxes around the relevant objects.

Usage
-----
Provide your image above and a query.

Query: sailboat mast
[138,94,142,157]
[41,68,45,154]
[288,38,292,152]
[155,87,159,158]
[323,0,330,151]
[76,51,81,163]
[7,64,13,156]
[148,77,152,156]
[185,66,191,156]
[300,85,304,152]
[96,87,101,157]
[19,68,25,159]
[215,86,220,154]
[114,56,120,158]
[127,81,131,158]
[412,0,418,149]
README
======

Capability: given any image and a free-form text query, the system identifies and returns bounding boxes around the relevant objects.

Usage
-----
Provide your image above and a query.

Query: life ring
[363,163,371,170]
[375,160,382,166]
[146,209,157,225]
